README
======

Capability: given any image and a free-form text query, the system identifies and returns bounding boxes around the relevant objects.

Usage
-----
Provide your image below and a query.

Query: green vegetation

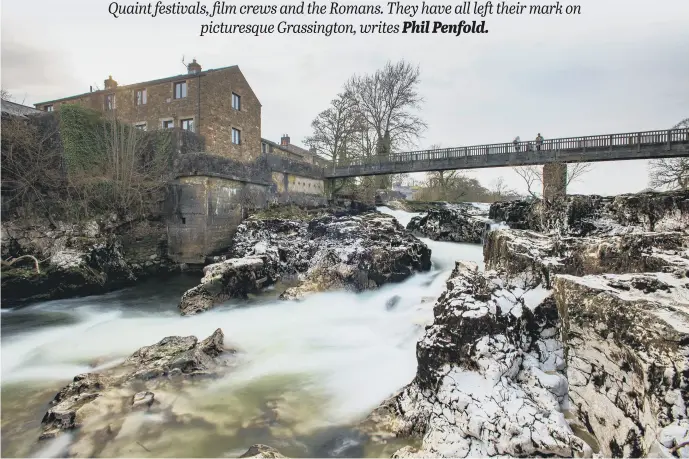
[2,104,182,222]
[59,105,108,174]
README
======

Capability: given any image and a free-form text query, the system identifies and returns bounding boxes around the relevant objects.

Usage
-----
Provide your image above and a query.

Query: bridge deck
[326,128,689,178]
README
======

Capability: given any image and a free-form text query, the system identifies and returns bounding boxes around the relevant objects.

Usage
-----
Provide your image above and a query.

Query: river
[0,208,484,458]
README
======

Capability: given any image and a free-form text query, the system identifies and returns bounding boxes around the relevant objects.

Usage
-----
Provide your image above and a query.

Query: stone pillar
[542,162,567,200]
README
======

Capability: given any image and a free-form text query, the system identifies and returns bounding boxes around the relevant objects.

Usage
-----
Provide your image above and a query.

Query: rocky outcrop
[39,329,234,456]
[364,262,689,458]
[179,255,278,315]
[366,190,689,458]
[555,273,689,457]
[179,212,431,312]
[362,262,588,458]
[1,217,178,306]
[484,229,689,287]
[239,444,287,458]
[489,191,689,236]
[407,206,490,243]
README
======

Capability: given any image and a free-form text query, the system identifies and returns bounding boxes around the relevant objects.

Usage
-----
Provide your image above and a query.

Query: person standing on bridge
[536,133,544,151]
[513,136,521,152]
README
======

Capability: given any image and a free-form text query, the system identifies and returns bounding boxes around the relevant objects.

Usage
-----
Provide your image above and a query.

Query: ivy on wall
[58,104,109,174]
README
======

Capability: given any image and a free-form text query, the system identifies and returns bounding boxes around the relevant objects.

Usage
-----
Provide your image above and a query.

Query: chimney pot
[280,134,290,146]
[104,75,118,90]
[187,58,202,75]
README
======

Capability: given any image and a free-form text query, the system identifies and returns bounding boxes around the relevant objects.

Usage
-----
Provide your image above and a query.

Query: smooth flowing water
[1,208,484,458]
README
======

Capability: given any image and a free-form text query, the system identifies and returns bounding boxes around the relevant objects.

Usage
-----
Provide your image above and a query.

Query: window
[162,120,174,129]
[180,118,194,131]
[134,122,147,131]
[44,105,54,112]
[174,81,187,99]
[232,93,241,110]
[232,128,241,145]
[105,94,116,110]
[135,89,147,106]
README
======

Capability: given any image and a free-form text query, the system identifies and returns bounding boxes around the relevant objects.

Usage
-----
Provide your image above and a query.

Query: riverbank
[0,207,483,458]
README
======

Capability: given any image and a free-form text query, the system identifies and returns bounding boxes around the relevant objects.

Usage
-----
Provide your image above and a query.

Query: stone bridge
[326,128,689,197]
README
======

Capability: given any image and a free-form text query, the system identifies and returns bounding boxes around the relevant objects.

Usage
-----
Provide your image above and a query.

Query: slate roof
[34,65,262,106]
[1,99,44,118]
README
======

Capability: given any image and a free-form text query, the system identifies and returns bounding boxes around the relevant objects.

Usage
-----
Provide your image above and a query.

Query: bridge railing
[333,128,689,168]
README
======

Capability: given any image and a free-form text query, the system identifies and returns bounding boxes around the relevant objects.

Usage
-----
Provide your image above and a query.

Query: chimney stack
[104,75,118,90]
[187,58,202,75]
[281,134,290,146]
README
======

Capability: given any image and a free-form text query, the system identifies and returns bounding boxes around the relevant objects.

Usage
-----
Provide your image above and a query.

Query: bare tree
[649,118,689,190]
[514,163,593,198]
[304,91,361,170]
[346,60,427,188]
[490,177,518,200]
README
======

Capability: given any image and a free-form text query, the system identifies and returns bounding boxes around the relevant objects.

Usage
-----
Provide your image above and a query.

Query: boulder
[39,328,233,446]
[554,273,689,457]
[179,255,278,315]
[231,212,431,301]
[406,206,490,243]
[239,444,286,458]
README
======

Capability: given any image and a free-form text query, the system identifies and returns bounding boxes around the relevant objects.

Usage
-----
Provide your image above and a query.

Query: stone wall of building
[35,65,261,163]
[271,172,325,195]
[165,176,248,264]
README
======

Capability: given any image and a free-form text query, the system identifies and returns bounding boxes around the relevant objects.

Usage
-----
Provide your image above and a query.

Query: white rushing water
[1,208,485,457]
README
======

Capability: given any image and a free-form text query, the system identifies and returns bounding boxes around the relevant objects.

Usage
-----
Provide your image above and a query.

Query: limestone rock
[406,206,490,243]
[232,212,432,300]
[489,191,689,236]
[179,256,278,315]
[1,217,176,306]
[554,273,689,457]
[131,391,155,410]
[364,262,589,457]
[484,229,689,287]
[39,328,233,445]
[239,444,286,458]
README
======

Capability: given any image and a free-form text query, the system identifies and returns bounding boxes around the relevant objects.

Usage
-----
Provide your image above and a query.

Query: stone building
[261,134,329,167]
[34,60,262,162]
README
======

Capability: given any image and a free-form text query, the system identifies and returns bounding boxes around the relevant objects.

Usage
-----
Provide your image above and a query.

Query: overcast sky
[2,0,688,196]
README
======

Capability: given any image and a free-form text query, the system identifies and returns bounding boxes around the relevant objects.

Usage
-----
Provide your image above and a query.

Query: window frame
[180,118,194,132]
[135,88,147,106]
[44,105,54,112]
[105,93,116,111]
[161,119,174,129]
[232,92,241,111]
[232,127,241,145]
[173,81,187,99]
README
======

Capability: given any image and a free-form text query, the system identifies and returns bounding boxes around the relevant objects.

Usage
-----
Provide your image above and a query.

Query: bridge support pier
[542,162,567,200]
